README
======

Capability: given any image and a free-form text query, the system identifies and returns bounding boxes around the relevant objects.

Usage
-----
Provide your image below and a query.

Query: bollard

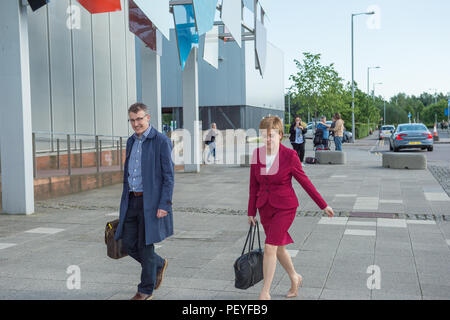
[67,134,71,176]
[119,137,123,171]
[32,133,36,178]
[57,138,60,170]
[79,139,83,168]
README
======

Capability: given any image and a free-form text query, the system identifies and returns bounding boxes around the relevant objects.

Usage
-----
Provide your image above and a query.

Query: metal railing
[31,131,128,178]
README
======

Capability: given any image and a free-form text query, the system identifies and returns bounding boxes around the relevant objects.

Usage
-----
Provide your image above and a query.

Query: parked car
[379,125,395,140]
[305,123,315,139]
[388,123,433,152]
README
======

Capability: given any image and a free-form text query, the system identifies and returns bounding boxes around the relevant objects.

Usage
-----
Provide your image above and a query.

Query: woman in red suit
[248,116,334,300]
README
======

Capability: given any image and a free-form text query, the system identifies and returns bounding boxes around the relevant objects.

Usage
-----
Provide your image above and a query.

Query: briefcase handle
[241,221,262,256]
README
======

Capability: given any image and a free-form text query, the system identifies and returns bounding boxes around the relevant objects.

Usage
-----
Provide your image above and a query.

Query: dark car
[389,123,433,152]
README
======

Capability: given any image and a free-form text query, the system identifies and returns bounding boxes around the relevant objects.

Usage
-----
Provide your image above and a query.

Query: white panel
[344,229,376,236]
[377,218,407,228]
[406,220,436,225]
[92,13,113,136]
[255,18,267,76]
[134,0,170,40]
[110,5,129,138]
[124,0,137,137]
[25,227,65,234]
[221,0,241,47]
[203,25,219,69]
[318,217,348,225]
[72,2,95,136]
[28,5,52,135]
[245,40,284,110]
[48,0,75,133]
[0,243,17,250]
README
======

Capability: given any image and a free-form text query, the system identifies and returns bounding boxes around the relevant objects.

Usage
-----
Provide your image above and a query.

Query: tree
[289,52,347,121]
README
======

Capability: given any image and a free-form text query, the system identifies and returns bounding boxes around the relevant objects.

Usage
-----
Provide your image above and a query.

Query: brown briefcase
[104,219,128,259]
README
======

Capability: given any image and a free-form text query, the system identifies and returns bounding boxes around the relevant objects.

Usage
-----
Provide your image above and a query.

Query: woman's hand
[323,206,334,217]
[248,216,257,226]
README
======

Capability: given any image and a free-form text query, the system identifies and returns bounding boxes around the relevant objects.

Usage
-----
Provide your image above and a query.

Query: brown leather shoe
[155,259,168,290]
[130,292,153,300]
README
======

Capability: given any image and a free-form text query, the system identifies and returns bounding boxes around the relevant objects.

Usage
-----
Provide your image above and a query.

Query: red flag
[129,0,157,51]
[77,0,122,14]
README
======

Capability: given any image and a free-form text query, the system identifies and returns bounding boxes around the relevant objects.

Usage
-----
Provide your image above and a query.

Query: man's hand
[157,209,168,219]
[248,216,257,226]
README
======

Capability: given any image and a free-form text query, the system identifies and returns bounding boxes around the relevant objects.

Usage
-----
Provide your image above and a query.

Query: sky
[259,0,450,100]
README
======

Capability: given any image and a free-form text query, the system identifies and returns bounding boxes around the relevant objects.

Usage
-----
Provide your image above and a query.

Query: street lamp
[367,66,380,129]
[373,82,383,101]
[351,11,375,143]
[286,88,292,125]
[428,88,437,104]
[367,66,380,104]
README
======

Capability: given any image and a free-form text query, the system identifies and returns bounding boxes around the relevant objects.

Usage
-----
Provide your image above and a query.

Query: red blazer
[247,144,327,216]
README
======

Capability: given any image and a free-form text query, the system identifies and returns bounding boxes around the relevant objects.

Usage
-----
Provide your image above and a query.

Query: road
[370,131,450,165]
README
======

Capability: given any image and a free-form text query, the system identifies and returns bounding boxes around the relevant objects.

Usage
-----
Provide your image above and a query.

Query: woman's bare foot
[258,292,271,300]
[286,274,303,298]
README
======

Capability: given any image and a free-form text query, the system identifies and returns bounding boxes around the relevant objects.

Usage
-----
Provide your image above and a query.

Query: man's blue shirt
[128,125,152,192]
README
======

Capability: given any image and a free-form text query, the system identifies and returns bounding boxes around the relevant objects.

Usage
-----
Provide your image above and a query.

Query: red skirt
[259,203,296,246]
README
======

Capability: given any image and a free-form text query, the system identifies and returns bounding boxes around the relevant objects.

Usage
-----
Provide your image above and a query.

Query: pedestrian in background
[289,116,307,162]
[205,122,218,163]
[316,116,331,150]
[114,103,174,300]
[247,116,334,300]
[331,113,344,151]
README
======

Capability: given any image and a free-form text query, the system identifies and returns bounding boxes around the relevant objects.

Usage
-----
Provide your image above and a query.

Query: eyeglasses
[128,115,147,124]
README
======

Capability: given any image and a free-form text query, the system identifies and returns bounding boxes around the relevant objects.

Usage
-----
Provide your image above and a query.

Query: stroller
[313,128,330,151]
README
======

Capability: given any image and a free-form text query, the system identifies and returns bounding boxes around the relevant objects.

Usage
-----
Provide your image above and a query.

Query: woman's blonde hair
[259,116,284,139]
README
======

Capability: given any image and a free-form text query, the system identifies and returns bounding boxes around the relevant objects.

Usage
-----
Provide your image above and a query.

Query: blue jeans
[122,195,165,295]
[334,136,343,151]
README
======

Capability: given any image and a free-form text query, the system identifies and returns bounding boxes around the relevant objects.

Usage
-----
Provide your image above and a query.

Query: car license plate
[408,141,421,145]
[383,131,390,134]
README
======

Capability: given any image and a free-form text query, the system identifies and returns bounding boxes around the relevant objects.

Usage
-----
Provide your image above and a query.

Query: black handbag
[234,222,264,289]
[305,157,317,164]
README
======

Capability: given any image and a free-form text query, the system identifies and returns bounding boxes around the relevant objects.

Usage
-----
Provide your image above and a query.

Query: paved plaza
[0,136,449,300]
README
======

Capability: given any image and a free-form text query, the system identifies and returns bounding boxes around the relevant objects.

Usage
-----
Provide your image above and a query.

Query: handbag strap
[249,221,262,251]
[241,223,253,256]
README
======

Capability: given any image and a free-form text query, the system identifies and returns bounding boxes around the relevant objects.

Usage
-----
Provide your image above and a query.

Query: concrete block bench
[315,151,346,164]
[382,152,427,170]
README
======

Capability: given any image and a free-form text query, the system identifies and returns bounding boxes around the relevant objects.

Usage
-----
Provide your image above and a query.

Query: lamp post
[372,82,383,101]
[367,66,380,134]
[351,11,375,143]
[286,88,291,125]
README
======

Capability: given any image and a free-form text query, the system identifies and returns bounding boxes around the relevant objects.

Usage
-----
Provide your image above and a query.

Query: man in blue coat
[114,103,174,300]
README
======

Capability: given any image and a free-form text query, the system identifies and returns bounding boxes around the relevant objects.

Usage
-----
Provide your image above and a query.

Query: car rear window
[398,125,427,132]
[381,126,394,130]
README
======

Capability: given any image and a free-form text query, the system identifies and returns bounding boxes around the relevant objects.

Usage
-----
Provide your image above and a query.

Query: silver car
[389,123,433,152]
[379,125,395,140]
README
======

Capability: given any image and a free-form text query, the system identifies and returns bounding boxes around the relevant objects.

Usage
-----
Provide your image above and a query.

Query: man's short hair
[128,103,148,114]
[321,116,326,120]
